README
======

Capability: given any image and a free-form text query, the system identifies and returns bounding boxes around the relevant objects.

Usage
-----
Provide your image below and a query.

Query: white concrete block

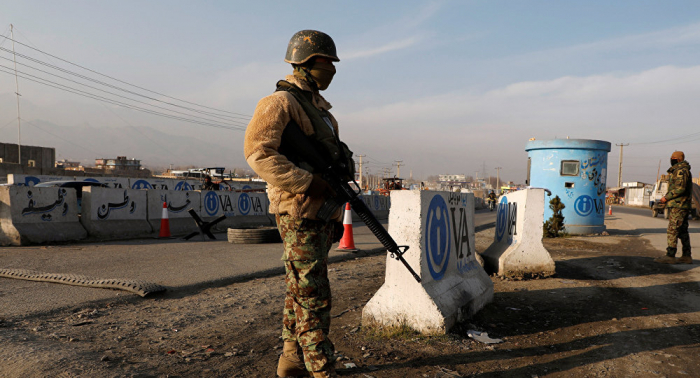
[200,191,273,230]
[80,186,152,239]
[147,190,201,236]
[481,189,555,278]
[0,186,86,245]
[362,190,493,334]
[129,178,175,190]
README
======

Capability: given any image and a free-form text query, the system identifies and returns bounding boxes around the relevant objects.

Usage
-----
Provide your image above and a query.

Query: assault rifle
[281,121,421,283]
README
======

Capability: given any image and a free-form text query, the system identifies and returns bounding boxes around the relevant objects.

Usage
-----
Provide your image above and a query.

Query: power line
[0,59,249,128]
[0,66,245,131]
[0,33,251,118]
[0,118,16,132]
[632,131,700,145]
[0,47,251,123]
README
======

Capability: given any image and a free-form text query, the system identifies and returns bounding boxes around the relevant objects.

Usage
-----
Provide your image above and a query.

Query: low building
[95,156,142,171]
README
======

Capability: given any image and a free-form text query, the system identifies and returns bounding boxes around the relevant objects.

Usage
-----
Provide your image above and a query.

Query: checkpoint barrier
[83,177,130,189]
[362,190,493,334]
[130,178,174,190]
[81,187,152,240]
[352,194,390,221]
[0,186,87,246]
[8,174,71,186]
[200,190,273,231]
[146,190,202,236]
[173,179,201,191]
[481,189,555,278]
[9,174,130,189]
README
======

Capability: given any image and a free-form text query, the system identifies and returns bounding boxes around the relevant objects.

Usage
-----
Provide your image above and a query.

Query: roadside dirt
[2,229,700,377]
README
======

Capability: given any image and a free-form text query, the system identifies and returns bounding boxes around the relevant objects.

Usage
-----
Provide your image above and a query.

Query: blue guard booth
[525,139,612,234]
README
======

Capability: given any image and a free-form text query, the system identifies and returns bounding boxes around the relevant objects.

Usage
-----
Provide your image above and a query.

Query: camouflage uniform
[277,214,336,372]
[664,160,692,257]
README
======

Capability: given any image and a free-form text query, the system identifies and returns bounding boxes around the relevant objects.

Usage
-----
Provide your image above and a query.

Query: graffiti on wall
[21,188,69,221]
[97,190,136,219]
[580,153,607,196]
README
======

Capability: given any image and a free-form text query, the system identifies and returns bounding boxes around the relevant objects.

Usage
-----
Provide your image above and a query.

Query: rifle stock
[281,121,421,283]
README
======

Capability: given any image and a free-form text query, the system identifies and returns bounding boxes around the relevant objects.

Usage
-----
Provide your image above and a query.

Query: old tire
[227,227,281,244]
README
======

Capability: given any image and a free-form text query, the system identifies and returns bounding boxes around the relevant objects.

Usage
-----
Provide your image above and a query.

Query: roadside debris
[466,330,503,344]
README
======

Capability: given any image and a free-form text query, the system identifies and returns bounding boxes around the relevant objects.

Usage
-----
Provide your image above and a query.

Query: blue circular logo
[174,181,193,191]
[242,185,251,190]
[496,196,509,242]
[374,196,381,210]
[425,195,451,281]
[238,193,251,215]
[204,191,219,216]
[24,176,40,187]
[574,195,594,217]
[131,180,153,189]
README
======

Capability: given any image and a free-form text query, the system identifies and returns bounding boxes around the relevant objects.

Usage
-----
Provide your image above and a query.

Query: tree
[543,195,566,238]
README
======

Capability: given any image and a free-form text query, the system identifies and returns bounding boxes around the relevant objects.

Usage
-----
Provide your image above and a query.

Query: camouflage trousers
[667,208,691,256]
[276,215,335,372]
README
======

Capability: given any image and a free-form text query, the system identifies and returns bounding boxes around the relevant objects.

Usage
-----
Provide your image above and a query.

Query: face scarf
[308,60,336,90]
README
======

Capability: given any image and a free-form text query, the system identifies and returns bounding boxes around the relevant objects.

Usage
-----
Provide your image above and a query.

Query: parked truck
[650,175,700,219]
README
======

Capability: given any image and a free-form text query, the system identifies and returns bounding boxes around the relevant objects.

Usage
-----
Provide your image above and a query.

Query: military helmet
[284,30,339,64]
[671,151,685,161]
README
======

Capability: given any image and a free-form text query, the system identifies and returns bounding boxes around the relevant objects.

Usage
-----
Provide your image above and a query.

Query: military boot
[654,248,677,264]
[277,341,308,377]
[678,253,693,264]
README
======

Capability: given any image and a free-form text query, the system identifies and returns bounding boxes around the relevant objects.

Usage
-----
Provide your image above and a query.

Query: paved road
[605,205,700,254]
[0,210,496,319]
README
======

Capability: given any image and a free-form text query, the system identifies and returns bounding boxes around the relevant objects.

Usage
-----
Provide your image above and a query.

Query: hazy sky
[1,1,700,183]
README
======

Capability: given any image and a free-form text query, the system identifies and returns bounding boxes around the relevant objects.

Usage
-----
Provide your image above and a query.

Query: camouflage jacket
[664,160,692,209]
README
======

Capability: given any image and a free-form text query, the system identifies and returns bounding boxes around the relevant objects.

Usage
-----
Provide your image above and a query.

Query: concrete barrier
[351,194,391,221]
[200,190,274,231]
[8,174,68,186]
[82,177,130,189]
[81,187,152,239]
[0,186,86,246]
[481,189,555,278]
[173,179,201,191]
[362,190,493,334]
[129,178,174,190]
[147,190,201,236]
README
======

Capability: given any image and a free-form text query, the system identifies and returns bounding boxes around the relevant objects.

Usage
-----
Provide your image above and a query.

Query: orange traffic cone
[159,201,171,238]
[608,205,612,215]
[337,203,357,251]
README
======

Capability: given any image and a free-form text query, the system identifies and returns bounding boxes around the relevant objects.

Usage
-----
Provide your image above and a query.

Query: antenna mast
[11,24,22,166]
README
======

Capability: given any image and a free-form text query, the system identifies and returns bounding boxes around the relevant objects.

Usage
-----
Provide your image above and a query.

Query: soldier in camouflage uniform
[655,151,693,264]
[244,30,352,378]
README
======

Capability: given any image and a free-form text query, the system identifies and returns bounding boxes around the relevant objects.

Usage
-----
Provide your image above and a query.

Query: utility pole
[495,167,502,194]
[616,143,629,187]
[356,155,365,189]
[394,160,403,178]
[11,24,22,166]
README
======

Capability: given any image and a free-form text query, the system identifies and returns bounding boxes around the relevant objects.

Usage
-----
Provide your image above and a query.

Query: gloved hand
[332,221,344,243]
[306,174,336,198]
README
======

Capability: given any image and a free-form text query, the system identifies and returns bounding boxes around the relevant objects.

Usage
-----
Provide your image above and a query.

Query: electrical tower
[616,143,629,187]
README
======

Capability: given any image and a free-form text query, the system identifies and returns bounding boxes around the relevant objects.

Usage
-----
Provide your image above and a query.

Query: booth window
[560,160,579,176]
